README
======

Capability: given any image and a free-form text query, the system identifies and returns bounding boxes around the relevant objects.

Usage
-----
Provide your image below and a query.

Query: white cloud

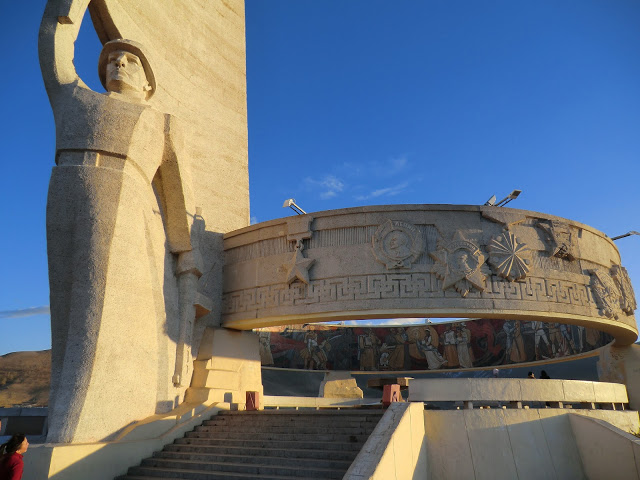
[0,306,50,319]
[355,182,409,201]
[304,154,410,202]
[250,216,258,225]
[320,190,337,200]
[340,155,409,179]
[387,156,408,174]
[305,174,345,200]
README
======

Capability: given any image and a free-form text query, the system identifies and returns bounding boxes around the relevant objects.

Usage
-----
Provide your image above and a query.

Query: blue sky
[1,1,639,354]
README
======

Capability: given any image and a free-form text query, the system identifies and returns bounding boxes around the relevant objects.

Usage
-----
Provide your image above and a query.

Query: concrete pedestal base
[598,343,640,411]
[319,372,363,399]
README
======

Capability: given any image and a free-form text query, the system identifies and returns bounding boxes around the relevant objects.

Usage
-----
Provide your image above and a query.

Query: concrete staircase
[116,409,384,479]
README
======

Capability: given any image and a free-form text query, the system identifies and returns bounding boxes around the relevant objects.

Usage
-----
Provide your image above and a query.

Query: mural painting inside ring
[256,319,613,371]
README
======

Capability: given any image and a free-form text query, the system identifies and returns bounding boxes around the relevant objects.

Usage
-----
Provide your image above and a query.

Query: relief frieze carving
[284,240,315,285]
[487,232,531,281]
[282,218,315,285]
[430,231,488,297]
[536,219,576,261]
[588,268,621,319]
[611,265,637,315]
[372,220,423,269]
[481,209,527,229]
[222,273,595,315]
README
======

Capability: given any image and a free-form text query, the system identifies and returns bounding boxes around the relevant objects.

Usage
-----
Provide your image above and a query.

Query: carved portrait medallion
[589,268,620,319]
[611,265,637,315]
[430,231,487,297]
[372,220,423,269]
[487,232,531,281]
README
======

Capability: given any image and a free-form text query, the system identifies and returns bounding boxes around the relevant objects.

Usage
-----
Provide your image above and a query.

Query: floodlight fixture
[611,231,640,241]
[282,198,307,215]
[493,189,522,207]
[484,195,497,206]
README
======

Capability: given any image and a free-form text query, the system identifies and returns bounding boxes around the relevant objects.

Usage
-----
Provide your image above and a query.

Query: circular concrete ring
[221,205,637,346]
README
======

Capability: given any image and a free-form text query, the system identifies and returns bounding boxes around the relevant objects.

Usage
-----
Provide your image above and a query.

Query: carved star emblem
[285,246,315,285]
[430,231,487,297]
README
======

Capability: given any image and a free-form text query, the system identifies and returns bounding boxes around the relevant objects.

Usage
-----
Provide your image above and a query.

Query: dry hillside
[0,350,50,407]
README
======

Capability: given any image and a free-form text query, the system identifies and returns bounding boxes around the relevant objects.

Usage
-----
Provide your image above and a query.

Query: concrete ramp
[424,409,639,480]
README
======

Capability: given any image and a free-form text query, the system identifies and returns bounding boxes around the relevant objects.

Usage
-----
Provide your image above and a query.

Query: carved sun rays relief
[430,231,488,297]
[487,232,531,282]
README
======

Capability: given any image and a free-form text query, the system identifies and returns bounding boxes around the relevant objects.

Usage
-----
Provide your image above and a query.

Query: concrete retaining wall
[570,414,640,480]
[344,402,427,480]
[409,378,628,408]
[424,408,639,480]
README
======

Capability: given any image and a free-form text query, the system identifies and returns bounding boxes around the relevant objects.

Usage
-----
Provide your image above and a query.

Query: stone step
[184,430,370,443]
[195,424,376,435]
[134,458,345,479]
[174,436,365,451]
[117,468,309,479]
[153,451,353,470]
[118,409,383,480]
[218,410,383,416]
[204,417,381,427]
[163,443,359,461]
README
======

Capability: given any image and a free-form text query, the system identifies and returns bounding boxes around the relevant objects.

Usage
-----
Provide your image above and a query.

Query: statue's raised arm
[39,0,91,94]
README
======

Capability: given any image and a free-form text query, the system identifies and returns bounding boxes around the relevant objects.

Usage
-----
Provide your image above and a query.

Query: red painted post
[382,384,401,407]
[246,391,260,411]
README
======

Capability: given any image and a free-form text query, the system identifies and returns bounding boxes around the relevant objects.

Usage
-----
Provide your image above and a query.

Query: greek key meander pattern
[222,273,595,315]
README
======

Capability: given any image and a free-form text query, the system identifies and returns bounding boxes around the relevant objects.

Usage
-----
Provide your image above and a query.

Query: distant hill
[0,350,50,407]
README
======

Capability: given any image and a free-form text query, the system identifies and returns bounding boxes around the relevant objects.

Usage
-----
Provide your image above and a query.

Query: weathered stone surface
[408,378,625,406]
[222,205,637,345]
[319,372,363,399]
[569,414,640,480]
[424,408,640,480]
[599,343,640,409]
[40,0,248,443]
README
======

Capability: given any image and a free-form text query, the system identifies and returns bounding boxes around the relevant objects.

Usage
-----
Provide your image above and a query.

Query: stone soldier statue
[40,0,202,443]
